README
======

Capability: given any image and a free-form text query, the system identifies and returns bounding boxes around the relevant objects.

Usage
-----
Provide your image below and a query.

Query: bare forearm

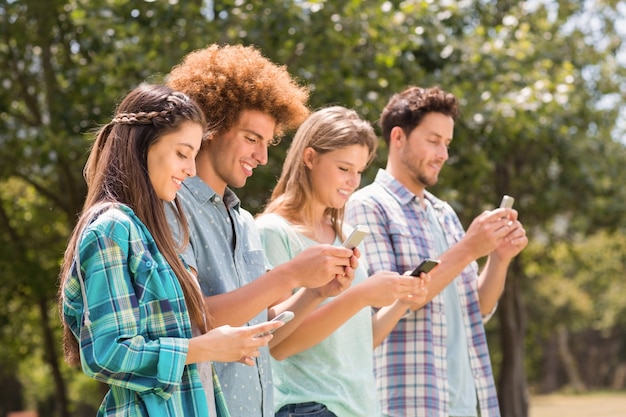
[477,255,510,315]
[205,263,299,326]
[186,337,220,364]
[421,240,477,303]
[267,288,325,347]
[270,289,367,360]
[371,301,410,347]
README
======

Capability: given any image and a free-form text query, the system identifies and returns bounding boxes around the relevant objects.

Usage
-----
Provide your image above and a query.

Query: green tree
[524,229,626,390]
[0,1,212,415]
[1,1,625,416]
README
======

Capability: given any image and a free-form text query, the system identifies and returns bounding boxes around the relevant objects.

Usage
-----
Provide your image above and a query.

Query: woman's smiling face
[305,144,370,210]
[147,121,203,201]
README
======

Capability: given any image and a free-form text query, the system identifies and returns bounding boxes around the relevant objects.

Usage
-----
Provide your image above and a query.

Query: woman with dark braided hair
[58,84,283,416]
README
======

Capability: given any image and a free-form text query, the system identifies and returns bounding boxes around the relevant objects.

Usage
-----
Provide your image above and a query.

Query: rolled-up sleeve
[70,218,190,400]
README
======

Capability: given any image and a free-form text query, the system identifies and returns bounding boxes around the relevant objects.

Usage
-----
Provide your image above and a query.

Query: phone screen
[410,259,440,277]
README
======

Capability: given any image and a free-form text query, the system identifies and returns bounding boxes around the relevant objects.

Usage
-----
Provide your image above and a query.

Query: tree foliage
[1,1,625,416]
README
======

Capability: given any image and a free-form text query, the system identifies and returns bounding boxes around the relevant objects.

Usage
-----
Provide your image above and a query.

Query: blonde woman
[256,106,430,417]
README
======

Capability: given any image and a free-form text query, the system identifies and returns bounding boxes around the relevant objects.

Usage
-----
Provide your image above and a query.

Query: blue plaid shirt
[345,169,500,417]
[62,204,209,417]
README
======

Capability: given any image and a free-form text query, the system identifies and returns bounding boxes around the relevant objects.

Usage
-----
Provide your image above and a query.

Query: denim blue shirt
[166,176,273,417]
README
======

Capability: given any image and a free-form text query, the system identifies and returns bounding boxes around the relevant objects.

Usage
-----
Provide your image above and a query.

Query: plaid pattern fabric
[62,205,210,416]
[212,364,231,417]
[345,169,501,417]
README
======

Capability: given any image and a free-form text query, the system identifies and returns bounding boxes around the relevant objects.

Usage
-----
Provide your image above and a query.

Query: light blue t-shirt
[166,176,273,417]
[425,200,477,416]
[256,213,380,417]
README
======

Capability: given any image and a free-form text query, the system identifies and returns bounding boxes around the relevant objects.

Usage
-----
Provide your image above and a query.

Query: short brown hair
[380,86,460,146]
[167,44,310,144]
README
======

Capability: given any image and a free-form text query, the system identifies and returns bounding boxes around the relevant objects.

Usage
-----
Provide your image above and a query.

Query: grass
[530,392,626,417]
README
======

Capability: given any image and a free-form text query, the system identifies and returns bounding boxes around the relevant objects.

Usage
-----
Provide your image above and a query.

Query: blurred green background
[1,1,625,416]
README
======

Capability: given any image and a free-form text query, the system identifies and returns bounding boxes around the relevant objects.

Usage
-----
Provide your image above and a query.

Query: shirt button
[145,261,152,267]
[213,196,221,203]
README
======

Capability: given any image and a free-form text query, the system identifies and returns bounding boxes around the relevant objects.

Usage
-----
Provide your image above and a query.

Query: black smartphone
[410,258,441,277]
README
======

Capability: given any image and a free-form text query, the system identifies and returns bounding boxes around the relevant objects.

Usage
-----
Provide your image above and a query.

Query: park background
[1,1,626,416]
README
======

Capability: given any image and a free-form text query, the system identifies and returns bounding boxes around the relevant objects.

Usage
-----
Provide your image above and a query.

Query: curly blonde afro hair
[167,44,310,144]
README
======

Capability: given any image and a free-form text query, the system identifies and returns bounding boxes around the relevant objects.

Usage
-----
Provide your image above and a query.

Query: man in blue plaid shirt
[346,86,528,417]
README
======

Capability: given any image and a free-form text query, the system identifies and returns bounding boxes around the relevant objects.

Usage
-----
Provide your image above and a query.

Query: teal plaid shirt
[62,204,209,416]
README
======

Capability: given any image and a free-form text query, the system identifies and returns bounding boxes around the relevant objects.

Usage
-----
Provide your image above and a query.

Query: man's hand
[462,208,518,260]
[494,213,528,261]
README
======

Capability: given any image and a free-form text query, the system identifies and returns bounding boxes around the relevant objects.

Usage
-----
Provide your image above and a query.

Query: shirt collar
[182,176,241,211]
[373,168,447,211]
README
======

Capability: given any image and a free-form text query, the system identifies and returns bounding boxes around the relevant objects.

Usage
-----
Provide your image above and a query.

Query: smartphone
[256,311,295,337]
[410,258,441,277]
[341,225,369,249]
[499,195,515,209]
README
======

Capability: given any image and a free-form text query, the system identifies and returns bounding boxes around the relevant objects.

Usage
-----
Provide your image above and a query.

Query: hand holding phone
[499,195,515,222]
[410,258,441,277]
[341,225,369,249]
[255,311,295,337]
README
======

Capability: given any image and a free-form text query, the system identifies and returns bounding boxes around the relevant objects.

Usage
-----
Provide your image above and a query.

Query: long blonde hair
[262,106,377,239]
[59,84,209,366]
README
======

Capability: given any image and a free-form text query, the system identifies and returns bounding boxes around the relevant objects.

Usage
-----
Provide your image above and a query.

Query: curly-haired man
[166,44,356,417]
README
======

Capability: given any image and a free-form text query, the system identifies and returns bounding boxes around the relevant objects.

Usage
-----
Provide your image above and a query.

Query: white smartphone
[341,225,369,249]
[256,311,295,337]
[500,195,515,209]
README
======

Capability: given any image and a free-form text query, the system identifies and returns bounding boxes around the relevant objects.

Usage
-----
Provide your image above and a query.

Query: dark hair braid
[111,92,193,126]
[59,84,210,367]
